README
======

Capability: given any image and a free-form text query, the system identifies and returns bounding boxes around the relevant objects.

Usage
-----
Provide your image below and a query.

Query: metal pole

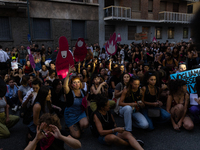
[27,0,31,44]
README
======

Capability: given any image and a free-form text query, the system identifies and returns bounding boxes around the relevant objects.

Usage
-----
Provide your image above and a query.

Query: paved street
[1,110,200,150]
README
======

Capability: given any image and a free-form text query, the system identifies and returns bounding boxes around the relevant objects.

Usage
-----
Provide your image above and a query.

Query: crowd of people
[0,40,200,150]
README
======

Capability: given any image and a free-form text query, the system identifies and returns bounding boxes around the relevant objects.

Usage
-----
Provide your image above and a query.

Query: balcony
[159,11,194,24]
[104,6,131,21]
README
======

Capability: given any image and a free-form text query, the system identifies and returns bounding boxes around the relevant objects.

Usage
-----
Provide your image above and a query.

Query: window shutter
[33,19,51,39]
[128,26,136,40]
[105,25,115,41]
[148,0,153,12]
[132,0,140,11]
[0,17,11,40]
[72,20,86,39]
[160,1,166,12]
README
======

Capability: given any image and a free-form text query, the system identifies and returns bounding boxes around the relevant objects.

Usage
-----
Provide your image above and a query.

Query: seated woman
[141,71,171,131]
[90,74,115,112]
[114,73,131,114]
[0,77,19,138]
[28,86,52,139]
[25,113,81,150]
[63,65,89,139]
[92,94,144,150]
[166,79,194,131]
[119,77,149,131]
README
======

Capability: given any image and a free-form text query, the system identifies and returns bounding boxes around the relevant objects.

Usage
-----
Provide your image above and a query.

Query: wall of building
[100,21,190,46]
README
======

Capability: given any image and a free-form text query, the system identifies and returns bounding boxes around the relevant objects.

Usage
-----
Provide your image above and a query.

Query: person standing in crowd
[91,95,144,150]
[167,79,194,131]
[18,45,27,66]
[63,65,88,139]
[141,71,171,131]
[34,49,42,71]
[119,77,149,131]
[0,77,19,138]
[0,45,10,71]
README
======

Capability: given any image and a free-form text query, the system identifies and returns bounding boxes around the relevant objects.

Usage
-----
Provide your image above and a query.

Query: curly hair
[39,113,62,130]
[95,94,108,111]
[168,79,187,95]
[142,71,158,86]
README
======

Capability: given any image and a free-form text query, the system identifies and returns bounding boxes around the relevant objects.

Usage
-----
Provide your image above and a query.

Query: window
[155,27,162,39]
[183,27,188,39]
[0,17,11,40]
[173,3,179,12]
[105,25,115,41]
[160,1,166,12]
[33,18,51,39]
[168,27,174,39]
[187,5,193,14]
[72,20,86,39]
[148,0,153,12]
[128,26,136,40]
[132,0,141,11]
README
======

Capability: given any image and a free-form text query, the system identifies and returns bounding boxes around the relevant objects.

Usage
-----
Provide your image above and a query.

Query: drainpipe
[27,0,32,44]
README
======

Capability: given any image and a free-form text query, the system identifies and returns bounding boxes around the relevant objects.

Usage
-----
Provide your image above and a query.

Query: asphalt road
[1,110,200,150]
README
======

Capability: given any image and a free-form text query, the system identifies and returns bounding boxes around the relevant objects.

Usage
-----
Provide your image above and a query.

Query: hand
[161,84,167,90]
[35,122,49,141]
[130,103,137,107]
[138,101,145,108]
[157,100,163,107]
[28,93,33,100]
[177,120,183,128]
[68,64,74,74]
[100,82,107,86]
[49,124,62,139]
[6,117,10,124]
[194,98,200,104]
[153,102,159,107]
[114,127,125,133]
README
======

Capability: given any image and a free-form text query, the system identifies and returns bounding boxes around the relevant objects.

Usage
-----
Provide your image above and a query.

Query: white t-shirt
[39,69,49,77]
[0,49,9,62]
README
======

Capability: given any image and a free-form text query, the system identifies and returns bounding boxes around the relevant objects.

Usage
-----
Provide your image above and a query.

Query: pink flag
[27,46,35,68]
[74,38,87,62]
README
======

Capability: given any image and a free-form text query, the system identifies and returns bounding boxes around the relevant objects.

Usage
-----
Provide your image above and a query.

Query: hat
[0,77,7,97]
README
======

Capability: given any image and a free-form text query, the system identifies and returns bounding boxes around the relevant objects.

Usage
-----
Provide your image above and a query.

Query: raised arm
[63,65,73,94]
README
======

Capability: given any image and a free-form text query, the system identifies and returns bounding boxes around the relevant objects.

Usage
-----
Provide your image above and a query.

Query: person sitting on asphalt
[167,79,194,131]
[24,113,81,150]
[91,94,144,150]
[5,78,19,111]
[63,65,89,139]
[119,76,149,131]
[0,77,19,139]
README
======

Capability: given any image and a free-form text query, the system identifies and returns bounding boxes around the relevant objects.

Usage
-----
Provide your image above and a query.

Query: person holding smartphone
[119,77,149,131]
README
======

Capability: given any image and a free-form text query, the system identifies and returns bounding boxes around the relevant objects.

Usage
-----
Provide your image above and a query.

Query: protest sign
[135,32,148,41]
[170,68,200,93]
[27,46,35,69]
[74,38,87,62]
[56,36,74,80]
[106,32,121,56]
[152,36,157,42]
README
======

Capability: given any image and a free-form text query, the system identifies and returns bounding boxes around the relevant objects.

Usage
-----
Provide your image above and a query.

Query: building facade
[0,0,99,49]
[99,0,199,46]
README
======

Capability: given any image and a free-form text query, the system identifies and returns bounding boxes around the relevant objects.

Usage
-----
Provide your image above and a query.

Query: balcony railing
[159,11,194,23]
[104,6,131,20]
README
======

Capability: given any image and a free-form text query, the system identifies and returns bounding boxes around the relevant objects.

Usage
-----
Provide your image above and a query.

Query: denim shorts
[98,132,118,145]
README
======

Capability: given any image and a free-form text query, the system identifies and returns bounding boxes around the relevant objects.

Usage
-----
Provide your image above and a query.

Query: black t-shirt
[51,88,65,107]
[147,50,154,62]
[110,76,121,89]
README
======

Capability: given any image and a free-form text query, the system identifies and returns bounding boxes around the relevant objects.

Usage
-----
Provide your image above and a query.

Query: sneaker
[18,106,21,110]
[137,139,144,147]
[12,105,18,112]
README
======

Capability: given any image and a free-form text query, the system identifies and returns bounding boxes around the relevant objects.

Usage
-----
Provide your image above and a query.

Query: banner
[11,60,18,70]
[135,32,148,41]
[74,38,87,62]
[170,68,200,93]
[56,36,74,80]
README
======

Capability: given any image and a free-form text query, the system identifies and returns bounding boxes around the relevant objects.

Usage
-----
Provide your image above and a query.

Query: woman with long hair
[91,95,144,150]
[119,77,149,131]
[141,71,171,130]
[172,46,180,62]
[63,65,88,139]
[163,52,178,74]
[28,86,52,139]
[18,76,31,104]
[166,79,194,131]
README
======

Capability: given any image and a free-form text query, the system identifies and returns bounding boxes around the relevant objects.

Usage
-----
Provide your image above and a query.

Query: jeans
[20,59,26,66]
[141,107,171,130]
[119,105,149,131]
